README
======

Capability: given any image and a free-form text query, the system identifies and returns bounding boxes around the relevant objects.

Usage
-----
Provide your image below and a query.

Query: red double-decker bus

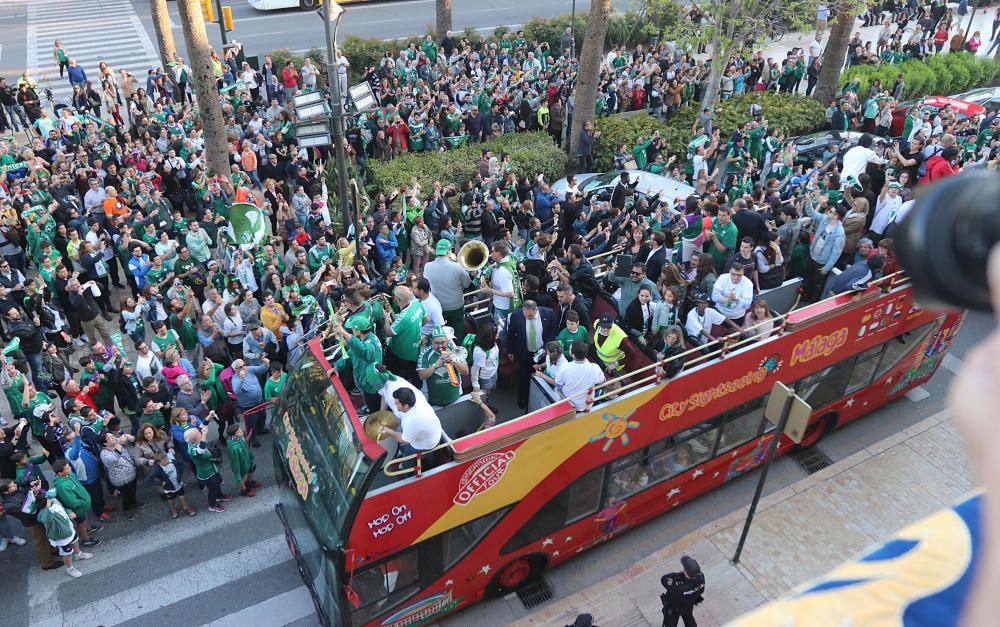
[272,274,963,626]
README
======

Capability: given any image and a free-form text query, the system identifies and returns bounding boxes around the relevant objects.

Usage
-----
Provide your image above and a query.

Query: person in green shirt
[707,206,738,268]
[263,362,286,401]
[331,316,383,411]
[1,361,28,421]
[632,135,654,170]
[78,357,113,410]
[136,397,166,430]
[383,286,425,384]
[183,422,230,512]
[52,459,99,547]
[417,327,469,407]
[556,311,590,357]
[226,424,257,497]
[150,320,182,359]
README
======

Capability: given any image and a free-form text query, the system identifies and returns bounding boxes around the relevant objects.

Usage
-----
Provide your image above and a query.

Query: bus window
[872,321,937,379]
[442,508,510,569]
[717,396,769,455]
[845,344,886,394]
[350,550,421,626]
[500,466,605,555]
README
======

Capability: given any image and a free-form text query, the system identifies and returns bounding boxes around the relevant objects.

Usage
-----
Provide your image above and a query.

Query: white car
[550,170,696,202]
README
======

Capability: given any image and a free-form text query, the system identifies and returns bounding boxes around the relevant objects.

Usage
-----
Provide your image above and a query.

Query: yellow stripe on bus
[415,387,662,542]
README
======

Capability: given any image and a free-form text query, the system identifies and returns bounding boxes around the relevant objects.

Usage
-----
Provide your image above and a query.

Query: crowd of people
[0,0,993,584]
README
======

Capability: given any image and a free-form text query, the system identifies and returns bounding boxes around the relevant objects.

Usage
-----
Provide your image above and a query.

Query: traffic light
[200,0,215,22]
[222,6,234,31]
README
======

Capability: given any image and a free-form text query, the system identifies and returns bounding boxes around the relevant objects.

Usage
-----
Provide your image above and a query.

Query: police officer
[660,555,705,627]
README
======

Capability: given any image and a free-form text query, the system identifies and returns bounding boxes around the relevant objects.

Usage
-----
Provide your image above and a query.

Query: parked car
[784,131,890,168]
[550,170,696,203]
[890,96,985,137]
[952,87,1000,114]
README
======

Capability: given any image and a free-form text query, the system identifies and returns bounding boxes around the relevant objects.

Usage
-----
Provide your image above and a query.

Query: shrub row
[839,52,1000,101]
[364,131,569,196]
[593,93,827,170]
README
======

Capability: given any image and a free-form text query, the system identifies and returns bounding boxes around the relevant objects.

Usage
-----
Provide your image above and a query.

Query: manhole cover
[516,577,554,610]
[790,449,833,474]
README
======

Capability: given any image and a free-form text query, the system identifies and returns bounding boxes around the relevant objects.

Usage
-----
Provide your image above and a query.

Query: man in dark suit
[610,171,638,211]
[644,231,669,282]
[505,299,557,409]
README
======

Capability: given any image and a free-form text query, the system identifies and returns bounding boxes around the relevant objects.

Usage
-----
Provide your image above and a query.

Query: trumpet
[370,292,396,325]
[458,240,490,272]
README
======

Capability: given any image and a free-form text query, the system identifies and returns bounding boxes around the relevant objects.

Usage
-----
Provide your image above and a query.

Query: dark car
[784,131,890,169]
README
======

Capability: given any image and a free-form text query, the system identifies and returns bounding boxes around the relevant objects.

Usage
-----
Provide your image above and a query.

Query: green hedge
[593,93,827,170]
[839,53,1000,101]
[365,132,569,196]
[268,47,327,88]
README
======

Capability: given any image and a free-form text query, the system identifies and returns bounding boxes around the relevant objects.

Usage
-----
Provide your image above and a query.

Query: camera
[897,170,998,312]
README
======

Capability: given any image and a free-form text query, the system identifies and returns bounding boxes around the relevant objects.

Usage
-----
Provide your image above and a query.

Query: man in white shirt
[841,134,886,184]
[871,181,903,238]
[334,53,349,101]
[685,292,730,345]
[808,33,823,66]
[555,340,606,412]
[487,241,516,321]
[83,179,106,212]
[379,383,444,468]
[712,262,755,322]
[414,277,445,338]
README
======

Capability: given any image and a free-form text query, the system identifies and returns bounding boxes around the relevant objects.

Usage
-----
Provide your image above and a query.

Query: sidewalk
[512,409,977,627]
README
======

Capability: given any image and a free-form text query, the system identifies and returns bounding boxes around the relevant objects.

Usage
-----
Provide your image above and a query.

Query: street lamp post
[570,0,577,59]
[321,1,357,260]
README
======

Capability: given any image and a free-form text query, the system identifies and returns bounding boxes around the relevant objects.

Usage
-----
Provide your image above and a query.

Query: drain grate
[516,577,554,609]
[790,449,833,474]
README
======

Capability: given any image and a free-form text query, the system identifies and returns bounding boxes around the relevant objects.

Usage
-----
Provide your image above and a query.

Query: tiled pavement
[511,410,976,626]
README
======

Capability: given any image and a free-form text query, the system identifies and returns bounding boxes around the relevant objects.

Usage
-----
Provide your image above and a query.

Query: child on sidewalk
[144,452,197,519]
[226,425,258,497]
[35,487,93,578]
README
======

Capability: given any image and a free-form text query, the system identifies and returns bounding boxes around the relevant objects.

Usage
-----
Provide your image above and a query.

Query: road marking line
[206,585,315,626]
[30,534,291,626]
[942,352,963,375]
[27,488,278,611]
[367,18,403,24]
[904,385,930,403]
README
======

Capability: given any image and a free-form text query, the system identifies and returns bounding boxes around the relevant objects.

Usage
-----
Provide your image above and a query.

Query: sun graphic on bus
[589,410,640,452]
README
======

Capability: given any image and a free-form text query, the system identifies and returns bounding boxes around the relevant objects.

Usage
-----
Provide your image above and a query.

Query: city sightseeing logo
[453,451,515,506]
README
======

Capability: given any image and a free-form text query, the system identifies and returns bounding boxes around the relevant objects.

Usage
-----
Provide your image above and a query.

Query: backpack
[219,366,238,401]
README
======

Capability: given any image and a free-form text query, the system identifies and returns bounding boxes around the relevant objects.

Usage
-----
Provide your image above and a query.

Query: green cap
[344,316,372,332]
[431,326,448,339]
[435,239,451,256]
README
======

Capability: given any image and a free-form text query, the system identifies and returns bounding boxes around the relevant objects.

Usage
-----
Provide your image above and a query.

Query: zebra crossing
[16,484,320,626]
[26,0,163,104]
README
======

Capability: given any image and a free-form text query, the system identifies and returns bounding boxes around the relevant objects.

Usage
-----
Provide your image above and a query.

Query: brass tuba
[458,240,490,272]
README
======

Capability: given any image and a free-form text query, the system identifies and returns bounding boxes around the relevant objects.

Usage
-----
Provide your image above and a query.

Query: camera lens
[896,170,999,312]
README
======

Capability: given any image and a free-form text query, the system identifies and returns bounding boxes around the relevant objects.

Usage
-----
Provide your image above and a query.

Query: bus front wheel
[793,413,836,450]
[300,0,319,8]
[488,555,545,596]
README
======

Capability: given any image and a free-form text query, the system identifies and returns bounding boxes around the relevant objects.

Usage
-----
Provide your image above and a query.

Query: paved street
[0,311,986,626]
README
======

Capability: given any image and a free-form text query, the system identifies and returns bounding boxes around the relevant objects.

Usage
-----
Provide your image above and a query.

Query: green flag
[109,332,127,357]
[226,202,268,250]
[220,80,248,94]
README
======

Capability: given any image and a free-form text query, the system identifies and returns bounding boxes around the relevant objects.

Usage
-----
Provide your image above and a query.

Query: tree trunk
[992,32,1000,86]
[150,0,177,70]
[176,0,229,177]
[569,0,612,158]
[813,9,853,104]
[435,0,453,42]
[700,34,724,110]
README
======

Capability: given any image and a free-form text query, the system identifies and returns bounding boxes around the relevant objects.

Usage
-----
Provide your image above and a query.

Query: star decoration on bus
[444,580,454,586]
[565,536,573,543]
[480,564,491,575]
[541,538,553,546]
[552,551,560,557]
[886,376,894,384]
[845,398,856,407]
[713,471,720,478]
[691,469,704,479]
[667,487,681,499]
[588,410,640,452]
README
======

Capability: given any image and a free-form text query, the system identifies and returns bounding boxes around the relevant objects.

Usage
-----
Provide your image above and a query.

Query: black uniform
[660,571,706,627]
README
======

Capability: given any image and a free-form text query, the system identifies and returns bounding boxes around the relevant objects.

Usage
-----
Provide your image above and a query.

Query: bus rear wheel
[488,555,545,596]
[794,414,836,450]
[300,0,319,8]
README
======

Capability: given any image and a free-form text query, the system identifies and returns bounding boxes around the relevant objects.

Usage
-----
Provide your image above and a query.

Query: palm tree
[436,0,453,42]
[569,0,612,157]
[813,9,854,104]
[176,0,229,177]
[150,0,177,70]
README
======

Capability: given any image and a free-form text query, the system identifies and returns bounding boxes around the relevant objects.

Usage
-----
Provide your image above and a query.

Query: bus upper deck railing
[381,271,911,479]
